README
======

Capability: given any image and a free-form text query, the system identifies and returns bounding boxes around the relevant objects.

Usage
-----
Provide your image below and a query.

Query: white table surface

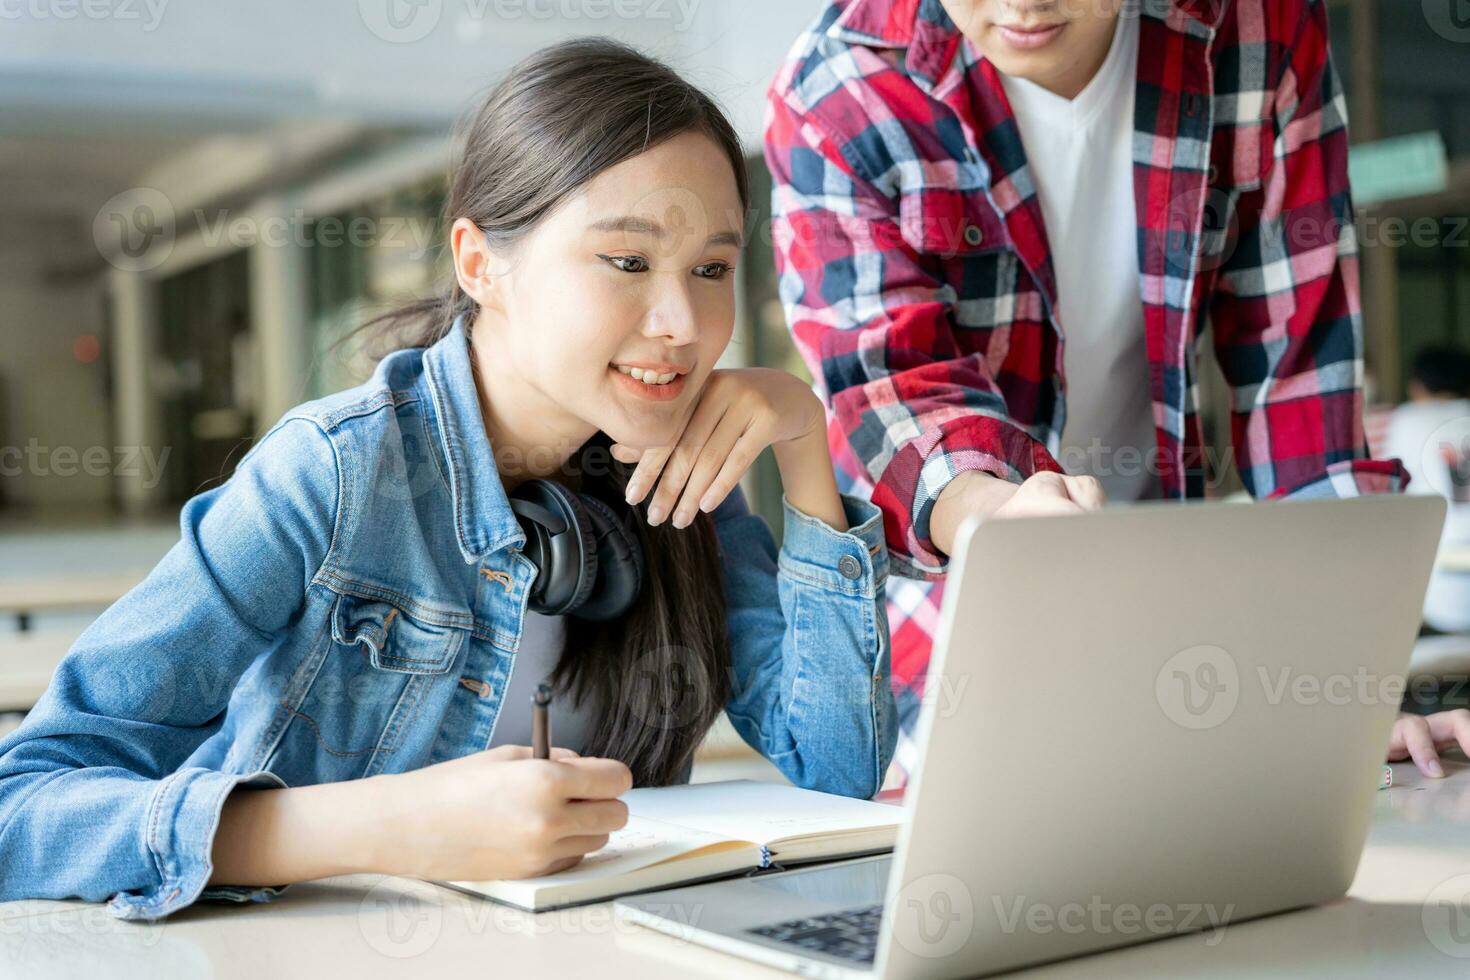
[4,760,1470,979]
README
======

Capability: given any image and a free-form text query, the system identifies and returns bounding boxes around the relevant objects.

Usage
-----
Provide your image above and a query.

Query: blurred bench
[0,628,81,712]
[0,571,144,632]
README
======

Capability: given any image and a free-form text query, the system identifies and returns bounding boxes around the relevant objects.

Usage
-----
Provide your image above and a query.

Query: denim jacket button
[838,555,863,580]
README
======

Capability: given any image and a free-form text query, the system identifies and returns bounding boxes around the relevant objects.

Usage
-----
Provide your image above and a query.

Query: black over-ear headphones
[507,478,645,621]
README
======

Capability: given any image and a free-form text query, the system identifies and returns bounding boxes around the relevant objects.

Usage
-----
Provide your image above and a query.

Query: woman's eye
[597,253,648,273]
[693,262,732,280]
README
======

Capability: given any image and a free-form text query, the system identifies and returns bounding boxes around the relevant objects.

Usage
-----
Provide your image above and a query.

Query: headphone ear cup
[512,480,599,616]
[573,495,645,622]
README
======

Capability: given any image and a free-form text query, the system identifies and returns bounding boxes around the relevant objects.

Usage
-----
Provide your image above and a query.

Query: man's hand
[1388,710,1470,778]
[931,470,1106,558]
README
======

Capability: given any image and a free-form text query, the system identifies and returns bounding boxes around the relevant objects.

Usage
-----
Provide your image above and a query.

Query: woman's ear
[450,217,508,313]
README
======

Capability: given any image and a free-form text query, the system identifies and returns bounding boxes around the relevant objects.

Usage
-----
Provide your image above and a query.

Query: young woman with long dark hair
[0,37,895,919]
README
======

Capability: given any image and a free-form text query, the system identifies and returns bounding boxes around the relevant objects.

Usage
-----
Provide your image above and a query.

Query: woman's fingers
[626,393,726,514]
[645,402,729,525]
[671,413,750,528]
[624,445,673,506]
[543,834,612,864]
[525,853,585,878]
[697,428,766,516]
[559,798,631,837]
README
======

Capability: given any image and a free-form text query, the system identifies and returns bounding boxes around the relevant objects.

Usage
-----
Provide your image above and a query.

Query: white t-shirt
[998,12,1158,501]
[487,609,599,752]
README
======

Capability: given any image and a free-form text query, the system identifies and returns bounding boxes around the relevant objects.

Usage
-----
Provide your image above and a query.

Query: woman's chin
[602,420,681,454]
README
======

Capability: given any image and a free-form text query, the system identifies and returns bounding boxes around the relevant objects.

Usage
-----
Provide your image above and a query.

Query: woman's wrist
[210,772,401,886]
[773,425,847,532]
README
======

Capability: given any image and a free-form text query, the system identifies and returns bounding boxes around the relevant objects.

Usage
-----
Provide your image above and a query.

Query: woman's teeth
[615,365,678,385]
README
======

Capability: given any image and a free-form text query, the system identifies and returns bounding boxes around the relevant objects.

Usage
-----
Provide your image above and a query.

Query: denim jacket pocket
[329,592,468,675]
[275,591,471,778]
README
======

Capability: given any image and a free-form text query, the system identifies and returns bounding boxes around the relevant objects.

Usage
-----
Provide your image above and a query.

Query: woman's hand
[380,745,633,880]
[1388,710,1470,778]
[613,367,830,529]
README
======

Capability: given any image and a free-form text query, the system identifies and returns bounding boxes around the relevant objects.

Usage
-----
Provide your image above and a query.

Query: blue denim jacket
[0,314,895,920]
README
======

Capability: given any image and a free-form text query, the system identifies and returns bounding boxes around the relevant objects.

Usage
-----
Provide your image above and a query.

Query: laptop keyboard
[746,903,884,963]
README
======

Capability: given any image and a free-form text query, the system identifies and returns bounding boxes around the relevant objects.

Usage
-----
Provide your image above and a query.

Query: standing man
[763,0,1457,775]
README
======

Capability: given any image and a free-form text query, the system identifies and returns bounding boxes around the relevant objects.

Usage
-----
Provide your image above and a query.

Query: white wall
[0,0,829,149]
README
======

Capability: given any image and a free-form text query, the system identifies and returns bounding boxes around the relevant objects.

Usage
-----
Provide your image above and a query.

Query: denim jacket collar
[420,311,526,565]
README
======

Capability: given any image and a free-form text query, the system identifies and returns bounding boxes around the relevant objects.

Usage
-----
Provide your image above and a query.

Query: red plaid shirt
[764,0,1405,756]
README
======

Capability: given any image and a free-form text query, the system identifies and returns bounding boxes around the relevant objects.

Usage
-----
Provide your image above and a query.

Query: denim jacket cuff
[777,492,888,598]
[106,768,290,920]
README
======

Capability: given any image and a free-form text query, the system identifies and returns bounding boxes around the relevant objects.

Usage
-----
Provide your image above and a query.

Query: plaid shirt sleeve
[1207,0,1406,500]
[764,88,1062,581]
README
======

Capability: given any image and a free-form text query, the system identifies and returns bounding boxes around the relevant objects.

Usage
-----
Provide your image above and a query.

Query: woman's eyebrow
[586,215,742,248]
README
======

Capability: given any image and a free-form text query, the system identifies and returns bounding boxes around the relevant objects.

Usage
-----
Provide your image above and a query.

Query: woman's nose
[642,280,699,345]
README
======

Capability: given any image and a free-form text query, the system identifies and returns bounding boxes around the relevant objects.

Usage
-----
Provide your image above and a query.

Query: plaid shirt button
[838,555,863,580]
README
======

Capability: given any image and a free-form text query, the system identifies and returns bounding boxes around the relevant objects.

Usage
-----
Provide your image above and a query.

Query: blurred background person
[1387,344,1470,634]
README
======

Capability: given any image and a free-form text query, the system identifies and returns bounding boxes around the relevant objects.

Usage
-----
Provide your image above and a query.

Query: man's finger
[1063,475,1106,511]
[1402,717,1445,777]
[1429,709,1470,764]
[1003,493,1085,519]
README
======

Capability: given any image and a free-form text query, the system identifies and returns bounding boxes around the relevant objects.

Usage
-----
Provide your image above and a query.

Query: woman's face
[463,130,744,456]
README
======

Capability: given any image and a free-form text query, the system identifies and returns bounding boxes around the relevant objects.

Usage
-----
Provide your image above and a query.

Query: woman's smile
[608,362,689,402]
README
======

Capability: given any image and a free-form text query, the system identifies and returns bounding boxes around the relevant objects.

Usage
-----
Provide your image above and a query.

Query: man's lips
[995,22,1066,49]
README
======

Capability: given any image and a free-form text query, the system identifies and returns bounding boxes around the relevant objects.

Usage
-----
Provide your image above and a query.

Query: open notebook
[439,779,901,912]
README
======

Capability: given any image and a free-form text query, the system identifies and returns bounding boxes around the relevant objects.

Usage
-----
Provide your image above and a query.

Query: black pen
[532,681,552,760]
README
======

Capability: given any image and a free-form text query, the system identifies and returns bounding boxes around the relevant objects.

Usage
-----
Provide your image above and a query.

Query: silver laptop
[615,495,1446,979]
